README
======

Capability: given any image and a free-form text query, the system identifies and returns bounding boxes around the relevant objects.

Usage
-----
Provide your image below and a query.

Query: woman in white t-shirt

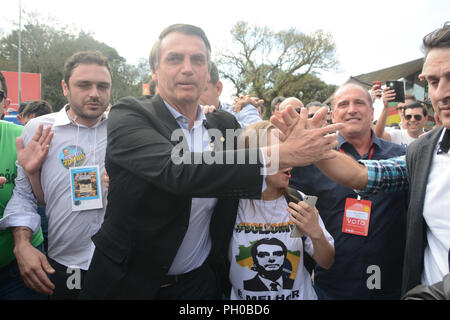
[228,121,335,300]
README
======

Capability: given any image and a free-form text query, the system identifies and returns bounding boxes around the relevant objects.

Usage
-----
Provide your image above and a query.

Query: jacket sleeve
[106,97,264,199]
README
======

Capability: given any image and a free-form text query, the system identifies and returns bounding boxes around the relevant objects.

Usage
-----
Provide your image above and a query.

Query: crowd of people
[0,22,449,301]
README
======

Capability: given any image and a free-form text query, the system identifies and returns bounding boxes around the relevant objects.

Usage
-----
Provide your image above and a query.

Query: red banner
[1,71,41,113]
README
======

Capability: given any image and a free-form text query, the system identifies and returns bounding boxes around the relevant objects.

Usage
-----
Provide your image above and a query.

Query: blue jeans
[0,244,48,300]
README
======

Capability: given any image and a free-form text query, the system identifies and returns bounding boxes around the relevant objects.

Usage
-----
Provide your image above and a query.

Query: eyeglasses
[0,90,4,102]
[405,114,423,121]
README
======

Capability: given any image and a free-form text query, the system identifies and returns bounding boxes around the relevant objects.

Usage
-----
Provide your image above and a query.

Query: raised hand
[269,106,344,168]
[16,124,54,175]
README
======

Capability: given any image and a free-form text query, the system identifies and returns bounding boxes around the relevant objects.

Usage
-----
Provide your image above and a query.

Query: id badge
[69,165,103,212]
[342,197,372,236]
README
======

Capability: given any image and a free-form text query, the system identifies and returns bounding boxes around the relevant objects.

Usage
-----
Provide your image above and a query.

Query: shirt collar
[163,100,207,129]
[337,129,381,149]
[53,104,107,128]
[258,274,282,289]
[52,104,72,127]
[436,127,450,154]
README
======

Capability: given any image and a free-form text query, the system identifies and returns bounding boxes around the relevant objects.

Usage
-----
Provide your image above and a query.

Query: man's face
[331,85,374,139]
[420,48,450,129]
[278,98,303,113]
[62,63,111,125]
[153,32,210,109]
[404,107,427,135]
[255,244,285,272]
[396,98,416,118]
[199,80,222,108]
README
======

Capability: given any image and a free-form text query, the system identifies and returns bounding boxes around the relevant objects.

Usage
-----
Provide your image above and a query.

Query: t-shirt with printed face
[228,196,334,300]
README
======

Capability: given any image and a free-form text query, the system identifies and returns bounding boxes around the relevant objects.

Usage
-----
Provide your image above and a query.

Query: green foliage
[217,21,339,119]
[0,14,148,110]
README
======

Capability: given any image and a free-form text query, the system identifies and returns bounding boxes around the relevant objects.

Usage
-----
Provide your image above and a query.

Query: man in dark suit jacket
[308,24,450,295]
[79,24,343,300]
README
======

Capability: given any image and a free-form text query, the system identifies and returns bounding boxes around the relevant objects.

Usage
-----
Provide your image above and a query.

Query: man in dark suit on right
[307,23,450,296]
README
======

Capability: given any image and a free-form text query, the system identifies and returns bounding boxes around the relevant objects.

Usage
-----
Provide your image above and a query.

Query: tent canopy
[324,57,425,103]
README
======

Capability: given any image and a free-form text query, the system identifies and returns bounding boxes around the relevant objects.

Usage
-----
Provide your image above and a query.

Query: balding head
[278,97,304,112]
[331,83,373,110]
[330,83,374,141]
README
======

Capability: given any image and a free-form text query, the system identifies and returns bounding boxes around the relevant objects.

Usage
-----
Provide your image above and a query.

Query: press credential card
[342,198,372,236]
[70,165,103,212]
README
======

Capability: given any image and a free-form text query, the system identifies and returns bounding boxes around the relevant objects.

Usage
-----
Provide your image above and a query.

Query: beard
[69,96,108,121]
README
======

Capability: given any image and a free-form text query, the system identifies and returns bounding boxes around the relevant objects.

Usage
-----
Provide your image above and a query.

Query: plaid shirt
[358,155,409,196]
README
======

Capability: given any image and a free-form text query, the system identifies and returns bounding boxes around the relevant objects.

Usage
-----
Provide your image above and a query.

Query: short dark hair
[149,24,212,71]
[404,101,428,117]
[271,96,286,111]
[64,51,111,86]
[18,101,30,115]
[422,23,450,57]
[0,71,7,97]
[22,100,53,118]
[251,237,287,264]
[209,62,220,85]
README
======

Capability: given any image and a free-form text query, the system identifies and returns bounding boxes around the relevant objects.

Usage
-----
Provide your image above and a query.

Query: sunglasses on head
[0,90,4,102]
[405,114,423,121]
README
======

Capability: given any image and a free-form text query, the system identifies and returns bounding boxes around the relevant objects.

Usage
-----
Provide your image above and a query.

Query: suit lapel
[411,127,444,189]
[407,127,443,248]
[151,95,183,136]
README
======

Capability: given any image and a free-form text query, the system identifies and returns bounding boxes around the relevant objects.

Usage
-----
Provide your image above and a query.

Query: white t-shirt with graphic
[228,196,334,300]
[388,129,417,147]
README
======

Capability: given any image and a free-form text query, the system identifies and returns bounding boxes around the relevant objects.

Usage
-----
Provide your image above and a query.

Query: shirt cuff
[0,213,41,234]
[259,148,268,193]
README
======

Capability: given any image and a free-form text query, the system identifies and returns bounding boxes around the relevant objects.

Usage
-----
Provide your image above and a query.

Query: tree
[217,21,338,118]
[0,12,145,110]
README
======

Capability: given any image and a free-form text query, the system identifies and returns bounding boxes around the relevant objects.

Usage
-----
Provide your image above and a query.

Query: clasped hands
[268,104,344,168]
